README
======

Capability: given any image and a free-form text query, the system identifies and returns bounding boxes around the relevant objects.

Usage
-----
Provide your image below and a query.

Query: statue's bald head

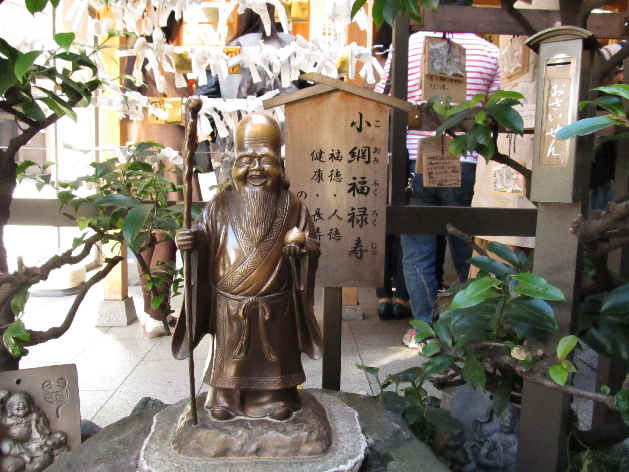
[235,113,281,156]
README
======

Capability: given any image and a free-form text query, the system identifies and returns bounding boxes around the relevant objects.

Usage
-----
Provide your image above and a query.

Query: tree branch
[576,0,615,28]
[0,102,37,127]
[25,256,123,345]
[500,0,537,36]
[446,224,488,256]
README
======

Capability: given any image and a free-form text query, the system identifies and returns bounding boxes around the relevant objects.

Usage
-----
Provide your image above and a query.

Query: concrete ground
[19,280,427,428]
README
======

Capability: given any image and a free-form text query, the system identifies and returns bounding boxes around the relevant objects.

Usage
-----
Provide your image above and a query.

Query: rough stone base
[138,390,366,472]
[342,305,363,321]
[172,392,332,459]
[97,298,137,327]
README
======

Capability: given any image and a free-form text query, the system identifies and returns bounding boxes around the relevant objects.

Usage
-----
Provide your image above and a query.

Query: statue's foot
[268,406,293,421]
[209,406,237,421]
[241,388,301,420]
[205,387,242,420]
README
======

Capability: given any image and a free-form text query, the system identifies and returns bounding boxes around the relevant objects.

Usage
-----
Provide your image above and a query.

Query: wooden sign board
[417,136,461,187]
[422,36,467,104]
[501,36,530,82]
[539,57,574,167]
[0,364,81,452]
[284,90,387,287]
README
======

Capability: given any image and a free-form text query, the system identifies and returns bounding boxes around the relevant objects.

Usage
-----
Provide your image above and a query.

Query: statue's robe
[172,189,323,390]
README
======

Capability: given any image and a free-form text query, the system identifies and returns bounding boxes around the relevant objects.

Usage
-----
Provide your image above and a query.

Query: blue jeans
[401,162,476,322]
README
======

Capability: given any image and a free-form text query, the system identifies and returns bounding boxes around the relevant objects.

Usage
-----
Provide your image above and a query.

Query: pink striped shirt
[375,32,501,163]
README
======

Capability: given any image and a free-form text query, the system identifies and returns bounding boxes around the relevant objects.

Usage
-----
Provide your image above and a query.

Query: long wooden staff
[182,96,203,425]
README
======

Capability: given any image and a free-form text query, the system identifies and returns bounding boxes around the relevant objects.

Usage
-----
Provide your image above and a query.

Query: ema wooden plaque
[284,90,387,287]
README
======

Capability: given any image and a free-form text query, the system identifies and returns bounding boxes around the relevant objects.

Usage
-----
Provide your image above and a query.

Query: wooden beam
[263,84,335,109]
[386,206,538,236]
[412,5,629,39]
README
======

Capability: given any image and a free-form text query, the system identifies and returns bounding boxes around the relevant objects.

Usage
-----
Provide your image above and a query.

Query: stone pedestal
[96,298,137,327]
[138,390,366,472]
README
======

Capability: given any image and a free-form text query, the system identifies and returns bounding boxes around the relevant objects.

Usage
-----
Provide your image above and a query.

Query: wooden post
[96,240,136,326]
[322,287,342,390]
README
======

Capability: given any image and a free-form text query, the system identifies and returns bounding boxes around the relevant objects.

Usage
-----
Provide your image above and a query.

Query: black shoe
[392,302,413,320]
[377,302,393,320]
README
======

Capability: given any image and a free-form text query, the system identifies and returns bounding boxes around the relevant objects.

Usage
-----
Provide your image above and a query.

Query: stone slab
[97,298,137,327]
[342,305,363,321]
[44,389,450,472]
[138,390,366,472]
[172,391,332,459]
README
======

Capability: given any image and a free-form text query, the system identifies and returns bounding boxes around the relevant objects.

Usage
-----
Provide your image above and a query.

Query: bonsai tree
[0,0,193,369]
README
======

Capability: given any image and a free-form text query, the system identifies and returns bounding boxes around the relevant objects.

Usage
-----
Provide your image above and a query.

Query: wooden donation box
[526,27,599,203]
[264,74,413,287]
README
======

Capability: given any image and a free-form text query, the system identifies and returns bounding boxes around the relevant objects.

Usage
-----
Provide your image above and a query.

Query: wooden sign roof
[262,72,415,112]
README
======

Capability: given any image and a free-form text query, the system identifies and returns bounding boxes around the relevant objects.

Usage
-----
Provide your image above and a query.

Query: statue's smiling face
[8,394,31,417]
[233,147,282,192]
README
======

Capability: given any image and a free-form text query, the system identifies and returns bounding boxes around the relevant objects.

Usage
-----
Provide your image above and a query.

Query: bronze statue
[173,113,323,422]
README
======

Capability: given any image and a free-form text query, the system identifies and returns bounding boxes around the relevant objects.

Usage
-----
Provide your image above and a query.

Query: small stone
[131,397,165,416]
[80,419,102,443]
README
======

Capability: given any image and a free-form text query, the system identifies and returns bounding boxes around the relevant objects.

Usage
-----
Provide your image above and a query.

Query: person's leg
[435,235,447,290]
[376,234,396,320]
[402,233,438,322]
[402,172,440,323]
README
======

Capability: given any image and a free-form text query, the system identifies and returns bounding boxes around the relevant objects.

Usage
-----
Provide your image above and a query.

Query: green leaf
[616,390,629,425]
[57,190,76,206]
[487,103,524,134]
[487,241,521,268]
[594,95,625,117]
[403,0,422,23]
[410,319,434,338]
[556,116,618,140]
[433,318,453,348]
[10,285,29,316]
[487,90,525,107]
[20,101,47,122]
[151,294,165,310]
[15,160,38,175]
[600,285,629,315]
[549,364,568,386]
[424,405,462,431]
[14,51,41,81]
[396,366,424,384]
[55,32,75,52]
[449,135,467,157]
[372,0,385,26]
[0,58,18,96]
[3,320,30,358]
[476,140,496,161]
[462,355,486,391]
[446,101,472,117]
[93,194,143,208]
[557,335,578,360]
[382,0,403,29]
[601,385,611,395]
[122,204,153,251]
[561,359,577,373]
[596,84,629,100]
[423,354,457,376]
[350,0,368,19]
[421,342,441,357]
[511,273,565,300]
[25,0,48,14]
[450,277,501,310]
[469,255,513,280]
[436,110,468,136]
[492,375,513,417]
[356,364,380,380]
[422,0,440,11]
[503,298,558,333]
[470,93,486,108]
[474,110,487,125]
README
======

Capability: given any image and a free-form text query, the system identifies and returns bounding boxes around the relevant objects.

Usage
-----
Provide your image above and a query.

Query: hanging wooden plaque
[422,36,467,104]
[417,136,461,188]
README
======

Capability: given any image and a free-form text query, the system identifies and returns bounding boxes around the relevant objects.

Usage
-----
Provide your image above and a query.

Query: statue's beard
[235,187,279,246]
